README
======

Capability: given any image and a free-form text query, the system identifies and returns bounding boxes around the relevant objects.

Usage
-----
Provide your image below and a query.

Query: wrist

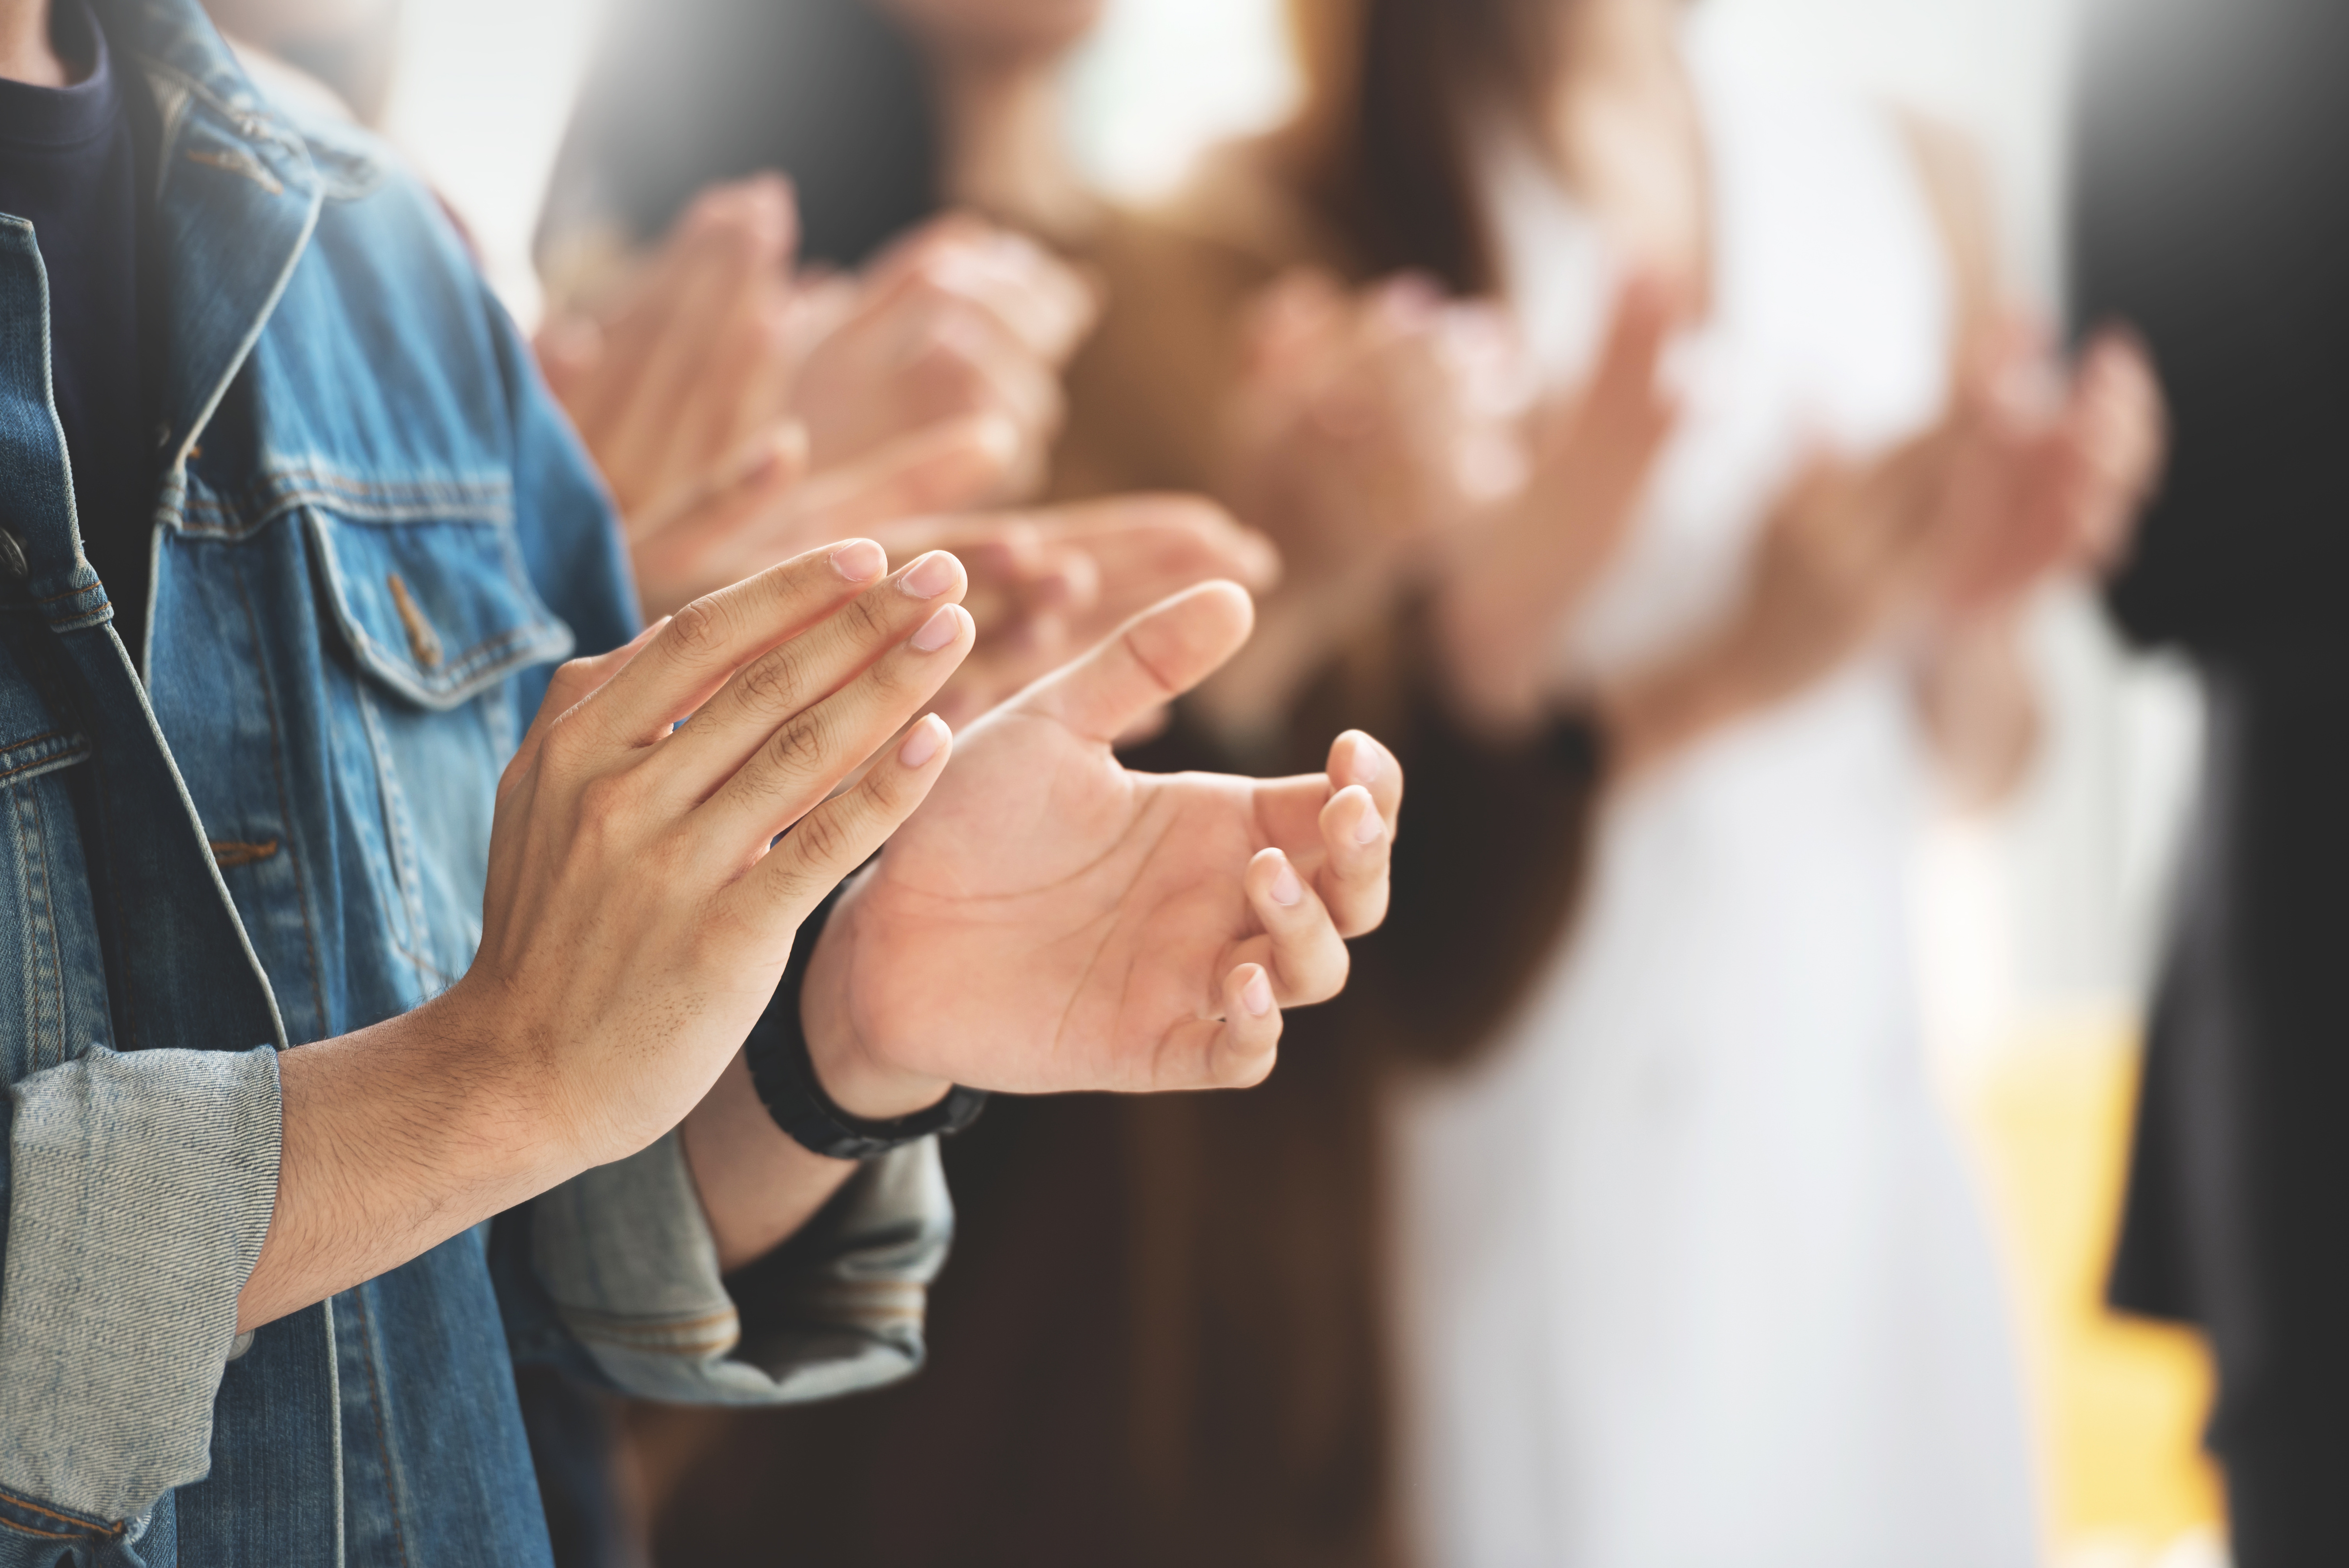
[1592,631,1745,782]
[430,978,620,1181]
[797,898,953,1123]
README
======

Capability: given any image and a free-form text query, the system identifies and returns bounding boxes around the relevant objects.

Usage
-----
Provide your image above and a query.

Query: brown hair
[1275,0,1558,292]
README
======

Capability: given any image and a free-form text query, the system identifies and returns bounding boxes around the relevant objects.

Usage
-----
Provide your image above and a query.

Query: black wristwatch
[742,886,988,1161]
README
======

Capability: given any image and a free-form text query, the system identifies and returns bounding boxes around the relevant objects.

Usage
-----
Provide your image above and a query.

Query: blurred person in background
[1228,1,2163,1562]
[2078,0,2349,1561]
[536,1,2161,1565]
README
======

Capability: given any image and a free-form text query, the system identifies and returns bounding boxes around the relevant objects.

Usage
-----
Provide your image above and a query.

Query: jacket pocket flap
[307,510,575,711]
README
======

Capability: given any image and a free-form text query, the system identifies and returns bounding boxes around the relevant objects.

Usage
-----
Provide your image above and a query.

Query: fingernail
[1347,737,1381,785]
[1269,860,1304,907]
[1242,968,1274,1018]
[899,714,948,768]
[911,605,963,652]
[832,539,885,581]
[901,551,960,599]
[1352,801,1385,846]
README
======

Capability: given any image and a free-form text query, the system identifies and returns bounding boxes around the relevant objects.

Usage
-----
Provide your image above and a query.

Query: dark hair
[1277,0,1554,293]
[540,0,940,272]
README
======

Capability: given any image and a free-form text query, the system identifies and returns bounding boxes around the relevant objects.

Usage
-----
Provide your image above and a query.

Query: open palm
[807,583,1398,1098]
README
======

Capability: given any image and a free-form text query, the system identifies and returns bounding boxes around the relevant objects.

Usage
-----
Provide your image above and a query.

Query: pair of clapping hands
[500,178,1380,1148]
[1215,266,2165,774]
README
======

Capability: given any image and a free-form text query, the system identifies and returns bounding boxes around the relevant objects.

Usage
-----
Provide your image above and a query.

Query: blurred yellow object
[1940,1010,2227,1567]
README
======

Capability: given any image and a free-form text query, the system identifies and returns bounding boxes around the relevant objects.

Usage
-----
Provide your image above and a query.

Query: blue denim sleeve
[0,1046,279,1535]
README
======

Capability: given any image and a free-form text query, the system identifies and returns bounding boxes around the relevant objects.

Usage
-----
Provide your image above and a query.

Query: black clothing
[0,0,157,655]
[539,0,937,272]
[2077,1,2349,1559]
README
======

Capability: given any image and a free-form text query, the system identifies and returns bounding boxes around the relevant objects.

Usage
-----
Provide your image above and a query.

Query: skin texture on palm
[809,582,1397,1106]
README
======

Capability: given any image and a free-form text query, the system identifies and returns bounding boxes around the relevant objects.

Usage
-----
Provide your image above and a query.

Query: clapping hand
[1431,274,1682,732]
[536,176,802,526]
[804,582,1401,1108]
[1925,322,2166,624]
[789,213,1100,498]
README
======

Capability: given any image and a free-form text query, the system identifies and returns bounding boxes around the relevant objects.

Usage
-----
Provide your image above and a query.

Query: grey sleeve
[0,1044,280,1530]
[529,1132,952,1405]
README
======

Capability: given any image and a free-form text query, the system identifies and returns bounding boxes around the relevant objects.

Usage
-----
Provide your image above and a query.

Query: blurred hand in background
[537,175,1263,730]
[1428,274,1682,735]
[1194,269,1539,745]
[1595,322,2167,793]
[789,212,1099,494]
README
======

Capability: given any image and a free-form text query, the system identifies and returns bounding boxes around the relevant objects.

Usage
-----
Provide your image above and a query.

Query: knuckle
[787,805,848,869]
[665,596,731,662]
[763,708,835,785]
[733,648,805,715]
[843,590,894,644]
[573,772,636,837]
[538,709,592,771]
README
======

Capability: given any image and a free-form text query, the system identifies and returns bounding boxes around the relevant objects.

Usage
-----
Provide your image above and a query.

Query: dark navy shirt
[0,0,155,655]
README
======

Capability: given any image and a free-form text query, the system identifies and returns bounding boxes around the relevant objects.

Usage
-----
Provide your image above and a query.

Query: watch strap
[742,885,988,1161]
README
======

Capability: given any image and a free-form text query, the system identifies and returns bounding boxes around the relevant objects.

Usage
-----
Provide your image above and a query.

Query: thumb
[1012,580,1255,743]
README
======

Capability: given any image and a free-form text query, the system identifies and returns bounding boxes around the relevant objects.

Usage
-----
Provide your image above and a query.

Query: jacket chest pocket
[0,625,108,1083]
[306,505,574,1006]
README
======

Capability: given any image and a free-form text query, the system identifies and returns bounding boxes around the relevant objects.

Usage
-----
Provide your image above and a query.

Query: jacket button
[0,529,27,582]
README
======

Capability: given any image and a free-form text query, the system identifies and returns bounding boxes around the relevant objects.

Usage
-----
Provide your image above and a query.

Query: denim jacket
[0,3,952,1562]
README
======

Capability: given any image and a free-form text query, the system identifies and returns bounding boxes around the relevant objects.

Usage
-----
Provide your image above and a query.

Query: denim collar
[99,0,323,475]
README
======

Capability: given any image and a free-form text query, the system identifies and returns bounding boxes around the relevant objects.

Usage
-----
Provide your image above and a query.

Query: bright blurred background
[378,2,2221,1562]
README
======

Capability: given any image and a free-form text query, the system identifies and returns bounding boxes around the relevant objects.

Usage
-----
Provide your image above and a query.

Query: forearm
[1589,627,1757,783]
[681,1053,858,1274]
[238,998,578,1333]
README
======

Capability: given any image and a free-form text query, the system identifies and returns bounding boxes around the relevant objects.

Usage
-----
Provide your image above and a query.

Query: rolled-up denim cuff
[0,1044,281,1528]
[531,1132,951,1405]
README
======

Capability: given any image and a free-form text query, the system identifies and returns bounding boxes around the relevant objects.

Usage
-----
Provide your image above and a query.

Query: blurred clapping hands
[536,175,1276,725]
[1201,266,1679,747]
[1593,318,2167,784]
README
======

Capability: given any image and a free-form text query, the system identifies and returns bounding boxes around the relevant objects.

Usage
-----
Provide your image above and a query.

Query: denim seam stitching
[346,620,561,705]
[87,742,141,1050]
[231,563,329,1034]
[346,1286,415,1568]
[179,471,515,540]
[26,788,60,1073]
[0,742,90,786]
[0,1485,123,1537]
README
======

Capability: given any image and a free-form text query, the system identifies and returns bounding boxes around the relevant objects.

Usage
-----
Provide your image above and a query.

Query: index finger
[570,537,891,752]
